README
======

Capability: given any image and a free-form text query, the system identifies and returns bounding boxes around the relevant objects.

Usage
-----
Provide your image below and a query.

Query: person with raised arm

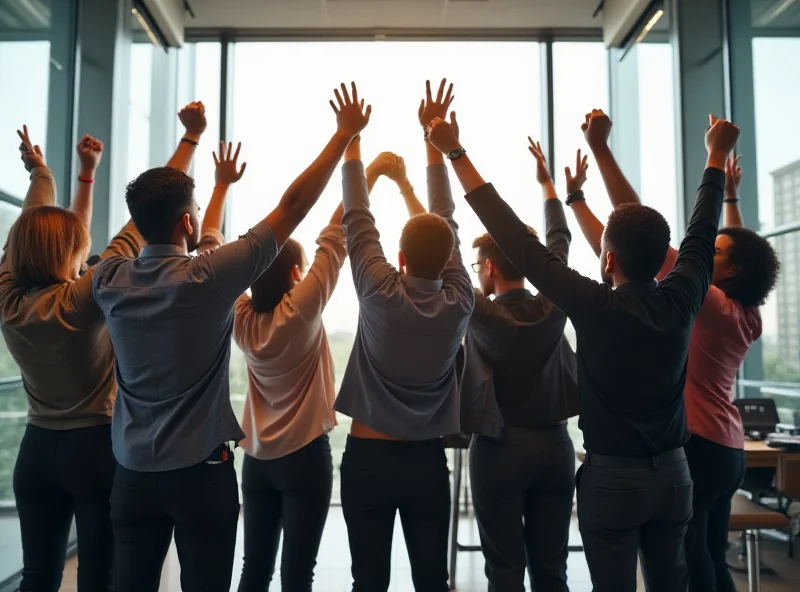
[465,138,579,592]
[574,111,780,592]
[334,79,473,592]
[1,126,143,592]
[427,110,741,592]
[92,85,370,592]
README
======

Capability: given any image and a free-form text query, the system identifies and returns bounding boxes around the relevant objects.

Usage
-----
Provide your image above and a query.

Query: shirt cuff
[199,228,226,250]
[317,223,346,247]
[701,167,725,190]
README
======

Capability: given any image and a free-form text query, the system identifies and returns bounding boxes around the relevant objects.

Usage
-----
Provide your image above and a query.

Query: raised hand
[178,101,207,137]
[17,125,46,172]
[527,138,552,185]
[705,114,740,157]
[566,149,589,194]
[77,135,104,174]
[419,78,455,133]
[582,109,612,150]
[213,141,247,186]
[330,82,371,139]
[725,154,742,198]
[426,114,461,155]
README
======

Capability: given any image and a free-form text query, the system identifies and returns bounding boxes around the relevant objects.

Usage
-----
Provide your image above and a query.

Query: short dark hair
[472,233,523,281]
[604,204,671,282]
[717,227,780,307]
[250,238,308,313]
[400,213,455,280]
[125,167,195,243]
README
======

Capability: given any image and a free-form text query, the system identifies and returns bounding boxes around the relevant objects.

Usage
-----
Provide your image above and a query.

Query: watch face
[448,148,465,160]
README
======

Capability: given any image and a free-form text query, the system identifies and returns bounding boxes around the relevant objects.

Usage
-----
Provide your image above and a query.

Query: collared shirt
[334,162,474,440]
[93,219,279,472]
[0,166,143,430]
[463,199,579,438]
[657,247,758,449]
[465,168,726,457]
[234,223,346,460]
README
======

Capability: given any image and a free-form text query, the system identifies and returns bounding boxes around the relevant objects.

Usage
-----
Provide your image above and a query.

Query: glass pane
[230,40,542,500]
[752,37,800,231]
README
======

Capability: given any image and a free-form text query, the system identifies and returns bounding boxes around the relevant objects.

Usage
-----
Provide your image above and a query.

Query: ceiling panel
[185,0,601,32]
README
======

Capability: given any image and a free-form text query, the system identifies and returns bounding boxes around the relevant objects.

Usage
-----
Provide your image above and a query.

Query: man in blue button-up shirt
[93,87,371,592]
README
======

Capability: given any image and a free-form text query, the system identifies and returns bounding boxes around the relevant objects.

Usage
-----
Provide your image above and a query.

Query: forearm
[722,183,744,228]
[540,179,558,201]
[70,166,96,229]
[24,167,57,211]
[426,140,445,166]
[569,200,604,257]
[166,133,201,172]
[202,184,230,238]
[592,144,641,208]
[543,199,572,263]
[450,155,487,195]
[397,178,425,217]
[330,201,345,226]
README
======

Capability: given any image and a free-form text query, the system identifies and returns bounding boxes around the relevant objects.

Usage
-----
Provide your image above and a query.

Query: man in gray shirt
[92,86,371,592]
[334,80,474,592]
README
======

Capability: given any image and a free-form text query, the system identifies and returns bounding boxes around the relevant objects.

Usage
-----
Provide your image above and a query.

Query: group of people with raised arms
[1,77,780,592]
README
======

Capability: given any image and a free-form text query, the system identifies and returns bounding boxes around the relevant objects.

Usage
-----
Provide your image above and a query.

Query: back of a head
[605,204,671,282]
[717,227,780,307]
[472,232,524,281]
[6,206,89,287]
[400,213,455,280]
[250,238,307,313]
[125,167,195,243]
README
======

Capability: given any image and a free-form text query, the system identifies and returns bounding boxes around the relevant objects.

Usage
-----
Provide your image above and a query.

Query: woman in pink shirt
[201,140,427,591]
[569,113,781,592]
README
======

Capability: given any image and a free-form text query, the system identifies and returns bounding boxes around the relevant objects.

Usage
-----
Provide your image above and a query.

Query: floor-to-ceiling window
[228,40,543,498]
[748,22,800,421]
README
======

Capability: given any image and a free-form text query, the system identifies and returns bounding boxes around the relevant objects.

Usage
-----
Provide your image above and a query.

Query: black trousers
[340,436,450,592]
[13,423,115,592]
[684,434,746,592]
[470,425,575,592]
[110,450,240,592]
[238,434,333,592]
[577,448,693,592]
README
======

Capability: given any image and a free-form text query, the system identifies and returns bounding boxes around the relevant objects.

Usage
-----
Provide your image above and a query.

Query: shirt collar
[494,288,532,302]
[616,279,658,294]
[140,244,190,259]
[402,275,444,292]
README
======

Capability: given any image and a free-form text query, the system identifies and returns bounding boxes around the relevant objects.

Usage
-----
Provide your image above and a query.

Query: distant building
[771,160,800,372]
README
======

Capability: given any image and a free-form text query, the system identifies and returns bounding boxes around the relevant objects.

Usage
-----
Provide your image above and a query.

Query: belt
[585,447,686,470]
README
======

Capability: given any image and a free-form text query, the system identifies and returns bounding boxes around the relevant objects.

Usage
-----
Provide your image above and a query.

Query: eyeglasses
[470,262,481,273]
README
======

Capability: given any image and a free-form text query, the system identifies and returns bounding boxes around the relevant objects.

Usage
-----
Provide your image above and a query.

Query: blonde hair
[5,206,90,287]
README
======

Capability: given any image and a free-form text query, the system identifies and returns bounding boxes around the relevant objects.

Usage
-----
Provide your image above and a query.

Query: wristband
[400,185,414,196]
[78,177,95,184]
[565,190,585,207]
[724,198,739,204]
[181,137,199,147]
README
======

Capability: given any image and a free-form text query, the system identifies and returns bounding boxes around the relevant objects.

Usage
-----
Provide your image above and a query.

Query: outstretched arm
[723,154,744,228]
[166,101,207,172]
[562,148,604,257]
[366,152,426,216]
[528,139,572,263]
[17,126,55,210]
[427,116,608,322]
[583,109,642,208]
[197,141,247,254]
[659,115,740,316]
[71,135,103,229]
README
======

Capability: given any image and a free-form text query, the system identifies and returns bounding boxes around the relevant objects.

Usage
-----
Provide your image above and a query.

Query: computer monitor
[734,398,780,437]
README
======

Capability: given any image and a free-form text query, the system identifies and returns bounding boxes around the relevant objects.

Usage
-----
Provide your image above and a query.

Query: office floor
[59,506,800,591]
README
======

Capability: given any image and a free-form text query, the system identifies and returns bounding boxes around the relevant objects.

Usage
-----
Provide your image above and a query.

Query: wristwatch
[447,148,467,161]
[565,190,586,207]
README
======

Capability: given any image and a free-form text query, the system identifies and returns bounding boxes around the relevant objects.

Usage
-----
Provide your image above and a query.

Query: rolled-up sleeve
[23,166,57,210]
[291,224,347,321]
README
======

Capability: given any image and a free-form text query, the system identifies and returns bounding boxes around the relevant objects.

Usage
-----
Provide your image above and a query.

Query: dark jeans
[340,436,450,592]
[13,423,115,592]
[110,450,240,592]
[577,448,693,592]
[238,434,333,592]
[684,434,746,592]
[470,425,575,592]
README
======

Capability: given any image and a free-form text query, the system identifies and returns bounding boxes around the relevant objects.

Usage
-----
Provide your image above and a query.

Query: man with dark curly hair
[566,113,779,592]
